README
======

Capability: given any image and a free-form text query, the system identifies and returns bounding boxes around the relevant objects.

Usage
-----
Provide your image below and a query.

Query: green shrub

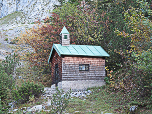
[0,66,15,112]
[4,38,8,41]
[50,87,71,113]
[11,37,19,44]
[104,77,110,85]
[132,49,152,97]
[0,52,19,112]
[1,53,19,76]
[13,81,44,104]
[0,99,3,114]
[109,49,152,108]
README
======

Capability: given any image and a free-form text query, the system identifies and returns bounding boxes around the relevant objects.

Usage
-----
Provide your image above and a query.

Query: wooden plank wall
[61,34,70,46]
[62,56,105,81]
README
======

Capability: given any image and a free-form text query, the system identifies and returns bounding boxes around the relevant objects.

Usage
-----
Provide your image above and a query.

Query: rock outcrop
[0,0,59,23]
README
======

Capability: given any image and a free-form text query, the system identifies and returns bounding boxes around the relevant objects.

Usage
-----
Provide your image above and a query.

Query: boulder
[87,90,92,93]
[30,105,42,112]
[130,105,138,112]
[13,109,18,112]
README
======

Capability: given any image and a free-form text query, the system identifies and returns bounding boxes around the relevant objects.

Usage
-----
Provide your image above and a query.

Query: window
[79,64,89,71]
[64,35,67,39]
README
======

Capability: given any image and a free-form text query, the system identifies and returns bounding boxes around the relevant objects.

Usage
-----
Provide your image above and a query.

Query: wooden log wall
[51,50,62,85]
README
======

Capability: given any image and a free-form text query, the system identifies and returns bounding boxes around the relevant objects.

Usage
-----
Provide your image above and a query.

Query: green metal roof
[48,44,110,63]
[60,26,69,34]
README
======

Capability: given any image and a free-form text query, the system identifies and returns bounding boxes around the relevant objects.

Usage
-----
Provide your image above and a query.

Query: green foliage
[0,99,4,114]
[132,49,152,97]
[13,81,44,104]
[123,6,152,51]
[68,0,80,5]
[104,77,110,85]
[4,38,8,41]
[53,0,133,71]
[138,0,152,20]
[108,49,152,109]
[1,53,19,76]
[11,37,19,44]
[107,1,152,107]
[96,0,135,71]
[50,87,71,113]
[0,54,18,112]
[0,70,13,104]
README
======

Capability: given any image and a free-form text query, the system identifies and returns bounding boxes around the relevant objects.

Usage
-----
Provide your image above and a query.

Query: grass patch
[0,11,24,25]
[4,38,8,41]
[15,61,39,84]
[65,85,152,114]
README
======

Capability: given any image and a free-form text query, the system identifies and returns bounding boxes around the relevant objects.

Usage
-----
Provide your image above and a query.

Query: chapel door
[55,64,59,87]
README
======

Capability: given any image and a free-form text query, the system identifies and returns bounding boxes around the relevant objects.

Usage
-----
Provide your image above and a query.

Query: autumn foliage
[17,13,61,86]
[17,1,152,104]
[17,13,77,86]
[20,14,60,66]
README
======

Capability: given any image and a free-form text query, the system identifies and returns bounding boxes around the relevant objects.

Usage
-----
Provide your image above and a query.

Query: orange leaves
[16,13,65,68]
[115,29,130,38]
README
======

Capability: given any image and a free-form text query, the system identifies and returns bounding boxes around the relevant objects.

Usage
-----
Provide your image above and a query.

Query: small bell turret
[60,26,70,46]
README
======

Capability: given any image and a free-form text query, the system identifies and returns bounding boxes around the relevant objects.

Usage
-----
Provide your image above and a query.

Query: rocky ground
[0,23,36,60]
[8,87,92,113]
[9,87,113,114]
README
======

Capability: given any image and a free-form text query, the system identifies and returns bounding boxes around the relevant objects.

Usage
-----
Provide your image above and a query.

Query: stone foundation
[51,80,105,92]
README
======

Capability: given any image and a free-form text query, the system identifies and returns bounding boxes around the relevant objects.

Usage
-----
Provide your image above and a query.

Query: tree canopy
[17,0,152,101]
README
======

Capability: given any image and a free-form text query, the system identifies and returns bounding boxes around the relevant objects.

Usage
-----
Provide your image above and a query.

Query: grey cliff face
[0,0,59,21]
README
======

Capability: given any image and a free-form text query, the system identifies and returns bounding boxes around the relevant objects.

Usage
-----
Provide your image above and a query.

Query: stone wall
[51,49,62,85]
[60,80,105,92]
[62,56,105,81]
